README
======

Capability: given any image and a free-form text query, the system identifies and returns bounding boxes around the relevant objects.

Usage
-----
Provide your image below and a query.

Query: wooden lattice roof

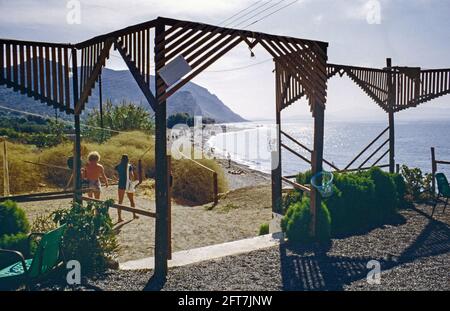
[0,17,328,115]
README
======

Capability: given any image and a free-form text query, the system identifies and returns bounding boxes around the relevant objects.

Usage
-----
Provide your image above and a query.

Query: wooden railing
[281,130,339,170]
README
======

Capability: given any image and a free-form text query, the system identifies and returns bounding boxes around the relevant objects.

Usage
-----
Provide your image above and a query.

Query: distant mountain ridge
[0,66,246,123]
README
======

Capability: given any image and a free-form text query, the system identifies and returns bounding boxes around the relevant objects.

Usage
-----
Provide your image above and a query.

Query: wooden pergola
[325,60,450,173]
[2,16,449,281]
[0,17,329,280]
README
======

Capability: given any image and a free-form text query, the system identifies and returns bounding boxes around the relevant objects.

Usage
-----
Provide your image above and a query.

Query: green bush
[0,201,31,268]
[400,165,433,202]
[326,172,375,235]
[288,168,405,237]
[0,200,30,236]
[390,172,408,208]
[281,197,331,245]
[258,223,269,235]
[364,167,398,224]
[52,199,118,274]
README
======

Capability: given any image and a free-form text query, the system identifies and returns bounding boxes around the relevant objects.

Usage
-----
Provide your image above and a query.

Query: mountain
[0,67,246,123]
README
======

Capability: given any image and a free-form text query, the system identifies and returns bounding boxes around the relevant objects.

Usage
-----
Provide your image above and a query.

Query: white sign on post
[158,55,192,87]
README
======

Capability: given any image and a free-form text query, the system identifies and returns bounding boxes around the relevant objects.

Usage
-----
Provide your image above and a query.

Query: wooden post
[310,100,325,239]
[386,58,396,173]
[154,20,170,280]
[98,71,104,140]
[271,63,282,214]
[72,48,82,204]
[167,155,172,260]
[396,163,400,174]
[2,138,10,196]
[431,147,436,195]
[213,172,218,206]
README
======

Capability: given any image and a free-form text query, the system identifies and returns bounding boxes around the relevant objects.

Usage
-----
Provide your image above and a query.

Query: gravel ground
[34,203,449,291]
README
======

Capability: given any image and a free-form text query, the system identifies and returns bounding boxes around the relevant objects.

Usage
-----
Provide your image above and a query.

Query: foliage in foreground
[0,200,31,267]
[258,223,269,236]
[281,196,331,245]
[52,199,118,274]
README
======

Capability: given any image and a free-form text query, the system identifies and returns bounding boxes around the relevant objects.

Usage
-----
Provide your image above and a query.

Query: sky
[1,0,450,121]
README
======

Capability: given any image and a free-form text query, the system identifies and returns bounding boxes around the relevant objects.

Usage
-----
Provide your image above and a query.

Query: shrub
[0,201,30,268]
[363,167,398,223]
[258,223,269,235]
[326,172,375,235]
[390,172,408,208]
[0,233,29,254]
[282,189,303,213]
[288,168,405,237]
[52,199,118,274]
[31,214,58,233]
[281,197,331,245]
[400,165,433,202]
[0,200,30,236]
[85,100,155,137]
[171,157,228,205]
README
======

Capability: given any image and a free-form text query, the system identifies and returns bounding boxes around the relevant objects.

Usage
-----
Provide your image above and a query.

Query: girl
[115,154,138,222]
[83,151,108,199]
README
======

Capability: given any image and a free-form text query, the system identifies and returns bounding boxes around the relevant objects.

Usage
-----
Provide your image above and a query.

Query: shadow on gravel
[280,208,450,291]
[399,208,450,262]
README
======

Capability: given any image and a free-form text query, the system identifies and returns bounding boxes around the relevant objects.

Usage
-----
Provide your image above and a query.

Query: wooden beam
[154,20,170,280]
[310,96,325,239]
[75,39,113,114]
[114,41,157,112]
[271,63,282,215]
[387,58,396,173]
[281,176,311,193]
[72,48,82,203]
[82,197,156,218]
[344,126,389,170]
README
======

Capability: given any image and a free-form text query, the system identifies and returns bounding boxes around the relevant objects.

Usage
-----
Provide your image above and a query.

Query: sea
[206,119,450,177]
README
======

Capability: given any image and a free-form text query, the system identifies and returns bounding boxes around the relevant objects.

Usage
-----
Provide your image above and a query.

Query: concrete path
[119,232,284,270]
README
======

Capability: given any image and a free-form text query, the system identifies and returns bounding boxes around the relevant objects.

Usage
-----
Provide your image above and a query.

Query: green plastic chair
[0,225,66,290]
[432,173,450,216]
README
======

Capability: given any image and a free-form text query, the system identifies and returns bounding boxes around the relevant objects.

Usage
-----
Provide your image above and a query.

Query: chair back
[28,225,66,278]
[435,173,450,197]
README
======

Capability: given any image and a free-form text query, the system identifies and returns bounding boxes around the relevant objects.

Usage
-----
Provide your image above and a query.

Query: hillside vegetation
[0,131,227,205]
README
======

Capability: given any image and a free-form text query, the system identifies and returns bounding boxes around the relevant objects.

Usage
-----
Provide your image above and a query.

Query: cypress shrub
[281,196,331,245]
[0,200,30,236]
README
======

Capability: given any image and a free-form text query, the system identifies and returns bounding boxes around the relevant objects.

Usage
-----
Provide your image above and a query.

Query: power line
[242,0,299,29]
[220,0,269,27]
[224,1,274,28]
[204,58,272,73]
[231,0,288,28]
[218,0,265,26]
